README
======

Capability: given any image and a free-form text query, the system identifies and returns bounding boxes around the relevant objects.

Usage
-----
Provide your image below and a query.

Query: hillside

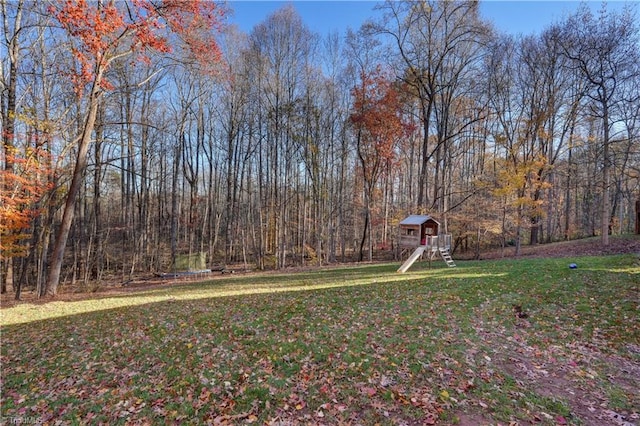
[468,235,640,260]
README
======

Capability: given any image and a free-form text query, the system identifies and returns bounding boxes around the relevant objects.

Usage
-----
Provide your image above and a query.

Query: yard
[1,245,639,425]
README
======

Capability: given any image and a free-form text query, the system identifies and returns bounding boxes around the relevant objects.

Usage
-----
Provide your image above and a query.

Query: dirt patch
[487,330,640,426]
[452,411,496,425]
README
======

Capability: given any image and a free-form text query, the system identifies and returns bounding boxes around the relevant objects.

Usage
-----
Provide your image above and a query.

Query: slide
[397,246,426,273]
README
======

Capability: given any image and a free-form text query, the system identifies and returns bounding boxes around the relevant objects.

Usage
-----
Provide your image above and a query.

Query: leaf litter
[1,252,639,425]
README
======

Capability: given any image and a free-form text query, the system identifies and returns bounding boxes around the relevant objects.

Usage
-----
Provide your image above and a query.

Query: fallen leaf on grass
[361,386,377,397]
[213,411,253,425]
[424,413,438,425]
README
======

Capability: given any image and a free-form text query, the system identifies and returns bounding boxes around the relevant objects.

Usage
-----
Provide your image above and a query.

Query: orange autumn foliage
[0,147,53,257]
[51,0,224,95]
[350,68,411,185]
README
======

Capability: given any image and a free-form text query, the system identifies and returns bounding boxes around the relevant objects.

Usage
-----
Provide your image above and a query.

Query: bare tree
[370,0,489,212]
[45,0,223,295]
[559,4,640,245]
[249,5,315,268]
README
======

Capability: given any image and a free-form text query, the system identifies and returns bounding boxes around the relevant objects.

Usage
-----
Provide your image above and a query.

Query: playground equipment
[397,215,455,272]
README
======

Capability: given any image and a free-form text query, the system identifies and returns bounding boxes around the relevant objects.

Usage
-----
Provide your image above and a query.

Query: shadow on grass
[1,254,638,425]
[0,262,470,326]
[1,254,636,327]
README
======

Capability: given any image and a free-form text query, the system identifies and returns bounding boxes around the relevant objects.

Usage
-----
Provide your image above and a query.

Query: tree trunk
[170,138,182,272]
[92,103,104,281]
[1,260,11,295]
[417,99,433,208]
[46,81,102,296]
[359,208,369,262]
[636,198,640,235]
[601,98,610,246]
[564,129,574,240]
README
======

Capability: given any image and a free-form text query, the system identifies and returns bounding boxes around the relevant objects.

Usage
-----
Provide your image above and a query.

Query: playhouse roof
[399,215,439,226]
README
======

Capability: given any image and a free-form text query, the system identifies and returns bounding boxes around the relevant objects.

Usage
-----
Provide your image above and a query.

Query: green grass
[1,255,639,425]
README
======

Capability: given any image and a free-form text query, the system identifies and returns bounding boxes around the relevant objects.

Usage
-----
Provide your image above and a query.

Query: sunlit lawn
[1,254,638,425]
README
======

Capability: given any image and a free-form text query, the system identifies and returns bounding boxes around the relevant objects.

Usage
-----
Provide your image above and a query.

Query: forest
[1,0,639,298]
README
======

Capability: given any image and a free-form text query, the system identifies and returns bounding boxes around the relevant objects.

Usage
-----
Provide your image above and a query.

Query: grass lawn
[1,255,639,425]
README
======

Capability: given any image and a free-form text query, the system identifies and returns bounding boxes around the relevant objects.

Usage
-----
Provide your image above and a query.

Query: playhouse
[397,214,455,272]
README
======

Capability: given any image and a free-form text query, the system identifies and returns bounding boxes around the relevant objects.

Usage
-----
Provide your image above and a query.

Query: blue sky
[226,1,634,36]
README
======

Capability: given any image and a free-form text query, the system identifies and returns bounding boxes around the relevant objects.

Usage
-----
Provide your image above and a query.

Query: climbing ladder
[438,247,456,267]
[398,245,457,273]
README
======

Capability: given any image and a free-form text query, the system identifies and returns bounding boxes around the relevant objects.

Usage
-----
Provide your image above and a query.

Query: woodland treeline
[1,1,639,297]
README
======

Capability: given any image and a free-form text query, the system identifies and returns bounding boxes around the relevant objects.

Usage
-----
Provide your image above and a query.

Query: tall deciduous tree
[559,4,640,245]
[371,0,488,210]
[351,67,408,261]
[0,151,48,253]
[0,146,53,296]
[2,0,639,294]
[1,0,24,293]
[248,5,315,269]
[45,0,223,296]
